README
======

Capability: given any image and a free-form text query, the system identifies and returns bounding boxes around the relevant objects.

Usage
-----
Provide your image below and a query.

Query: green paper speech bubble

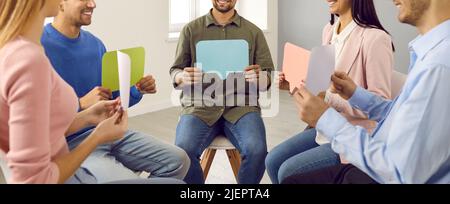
[102,47,145,91]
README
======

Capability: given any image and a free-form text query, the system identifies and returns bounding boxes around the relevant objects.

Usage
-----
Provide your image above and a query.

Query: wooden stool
[200,135,241,182]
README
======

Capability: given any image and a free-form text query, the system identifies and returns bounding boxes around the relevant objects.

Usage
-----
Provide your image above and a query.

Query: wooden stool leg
[200,148,216,180]
[226,149,241,182]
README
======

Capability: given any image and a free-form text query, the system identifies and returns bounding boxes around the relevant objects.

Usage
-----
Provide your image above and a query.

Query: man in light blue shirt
[289,0,450,184]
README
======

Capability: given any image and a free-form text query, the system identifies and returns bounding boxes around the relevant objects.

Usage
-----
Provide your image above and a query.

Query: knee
[174,147,191,168]
[175,117,205,158]
[166,147,191,180]
[277,161,299,183]
[175,132,198,158]
[241,142,267,161]
[175,140,198,158]
[265,150,281,176]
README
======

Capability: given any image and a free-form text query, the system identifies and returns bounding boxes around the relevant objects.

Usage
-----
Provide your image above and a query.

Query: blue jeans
[175,113,267,184]
[65,168,185,184]
[67,130,190,184]
[265,128,340,184]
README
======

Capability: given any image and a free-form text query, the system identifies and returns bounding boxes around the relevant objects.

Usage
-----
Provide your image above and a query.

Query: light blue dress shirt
[316,20,450,184]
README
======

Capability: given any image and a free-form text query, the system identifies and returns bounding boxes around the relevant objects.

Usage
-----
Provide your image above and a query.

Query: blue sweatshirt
[41,24,142,141]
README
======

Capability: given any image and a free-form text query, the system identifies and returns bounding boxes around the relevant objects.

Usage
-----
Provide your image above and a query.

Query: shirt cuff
[316,108,349,141]
[130,86,143,99]
[348,86,374,111]
[171,70,183,88]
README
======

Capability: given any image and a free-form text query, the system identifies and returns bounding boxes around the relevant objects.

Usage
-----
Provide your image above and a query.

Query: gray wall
[278,0,417,73]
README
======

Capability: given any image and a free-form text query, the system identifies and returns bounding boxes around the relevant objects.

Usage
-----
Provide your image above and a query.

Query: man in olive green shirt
[170,0,274,184]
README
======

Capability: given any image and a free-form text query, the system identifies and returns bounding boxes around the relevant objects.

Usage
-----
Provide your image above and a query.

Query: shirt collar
[205,9,241,28]
[409,19,450,61]
[332,20,357,43]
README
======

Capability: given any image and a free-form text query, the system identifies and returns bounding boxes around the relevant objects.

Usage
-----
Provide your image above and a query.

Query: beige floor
[0,169,4,184]
[128,91,307,184]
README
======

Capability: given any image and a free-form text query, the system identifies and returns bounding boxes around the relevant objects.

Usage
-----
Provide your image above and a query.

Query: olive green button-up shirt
[170,10,274,126]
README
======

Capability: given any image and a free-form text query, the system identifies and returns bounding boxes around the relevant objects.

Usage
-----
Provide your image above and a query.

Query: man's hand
[330,72,357,100]
[175,67,203,87]
[244,65,262,83]
[293,86,330,127]
[136,75,157,94]
[79,86,112,110]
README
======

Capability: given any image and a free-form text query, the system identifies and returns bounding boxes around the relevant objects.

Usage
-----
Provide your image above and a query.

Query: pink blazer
[322,23,394,132]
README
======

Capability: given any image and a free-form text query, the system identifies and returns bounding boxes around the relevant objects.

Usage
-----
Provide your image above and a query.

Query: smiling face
[60,0,96,27]
[393,0,430,26]
[326,0,352,16]
[211,0,237,13]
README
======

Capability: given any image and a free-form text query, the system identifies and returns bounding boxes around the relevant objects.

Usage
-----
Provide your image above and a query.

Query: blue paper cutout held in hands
[196,40,249,79]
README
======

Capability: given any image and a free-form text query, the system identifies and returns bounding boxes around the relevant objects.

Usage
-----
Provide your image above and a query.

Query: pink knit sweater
[0,37,78,184]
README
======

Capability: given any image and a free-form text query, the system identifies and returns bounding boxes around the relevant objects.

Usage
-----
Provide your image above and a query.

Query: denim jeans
[66,130,190,184]
[265,128,340,184]
[175,112,267,184]
[65,168,186,184]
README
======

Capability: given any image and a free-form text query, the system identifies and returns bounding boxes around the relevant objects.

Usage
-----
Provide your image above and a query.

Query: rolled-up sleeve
[170,26,192,88]
[254,30,274,89]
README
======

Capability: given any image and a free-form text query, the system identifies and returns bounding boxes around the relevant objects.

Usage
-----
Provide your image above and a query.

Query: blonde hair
[0,0,46,48]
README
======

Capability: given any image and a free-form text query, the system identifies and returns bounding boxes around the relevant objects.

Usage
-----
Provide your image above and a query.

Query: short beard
[213,0,235,13]
[401,0,430,26]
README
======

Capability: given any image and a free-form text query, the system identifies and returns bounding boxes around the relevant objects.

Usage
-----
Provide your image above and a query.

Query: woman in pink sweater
[0,0,128,184]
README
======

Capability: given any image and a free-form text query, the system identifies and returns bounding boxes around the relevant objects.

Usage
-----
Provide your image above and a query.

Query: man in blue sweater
[41,0,190,183]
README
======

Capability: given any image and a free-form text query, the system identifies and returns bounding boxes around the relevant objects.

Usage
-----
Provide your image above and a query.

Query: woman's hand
[317,91,327,100]
[85,98,121,126]
[65,99,121,137]
[56,108,128,184]
[278,72,290,91]
[91,109,128,145]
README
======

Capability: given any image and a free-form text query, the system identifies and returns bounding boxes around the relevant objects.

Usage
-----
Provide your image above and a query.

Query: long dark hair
[330,0,395,51]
